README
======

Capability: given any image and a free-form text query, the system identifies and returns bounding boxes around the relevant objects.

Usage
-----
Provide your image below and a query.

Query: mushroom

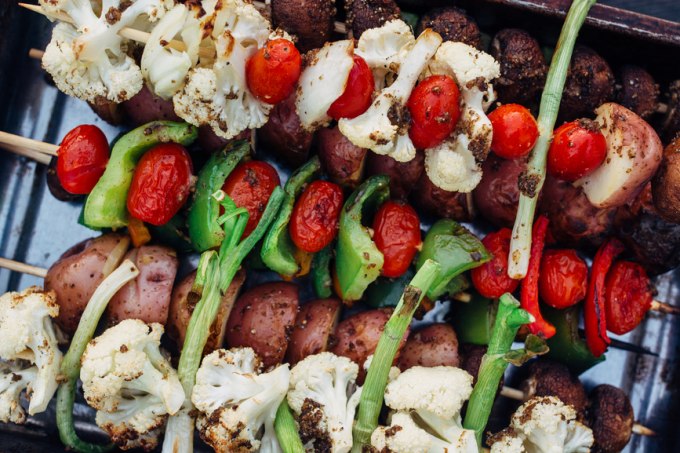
[615,65,660,120]
[587,385,634,453]
[416,7,482,49]
[560,46,615,120]
[345,0,401,39]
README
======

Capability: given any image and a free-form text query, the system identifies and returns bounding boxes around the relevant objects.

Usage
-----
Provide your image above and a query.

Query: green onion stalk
[351,259,441,452]
[508,0,598,278]
[274,400,306,453]
[162,187,285,453]
[56,260,140,453]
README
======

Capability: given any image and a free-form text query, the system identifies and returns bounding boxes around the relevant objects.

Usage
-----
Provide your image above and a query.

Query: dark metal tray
[0,1,678,451]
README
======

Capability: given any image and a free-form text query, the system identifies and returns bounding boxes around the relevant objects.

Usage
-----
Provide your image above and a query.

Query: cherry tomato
[547,119,607,182]
[127,143,193,226]
[290,181,344,253]
[471,228,520,298]
[372,201,422,278]
[56,124,109,194]
[604,260,654,335]
[246,38,302,105]
[327,55,374,120]
[223,160,281,237]
[538,249,588,309]
[489,104,539,159]
[407,75,461,150]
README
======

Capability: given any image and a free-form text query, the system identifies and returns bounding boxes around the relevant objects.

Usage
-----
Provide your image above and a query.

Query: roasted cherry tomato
[290,180,344,253]
[489,104,539,159]
[407,75,461,150]
[246,38,302,105]
[605,260,654,335]
[538,249,588,309]
[127,143,193,226]
[327,55,374,120]
[223,160,281,237]
[471,228,520,298]
[372,201,422,278]
[547,119,607,182]
[56,124,109,194]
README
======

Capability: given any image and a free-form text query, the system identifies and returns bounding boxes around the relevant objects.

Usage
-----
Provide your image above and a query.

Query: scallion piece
[274,400,305,453]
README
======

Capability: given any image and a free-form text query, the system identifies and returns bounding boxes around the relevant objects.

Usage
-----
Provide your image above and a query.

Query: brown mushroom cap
[560,46,615,120]
[587,384,634,453]
[521,360,588,418]
[345,0,400,39]
[417,7,482,49]
[490,28,547,106]
[652,137,680,223]
[616,65,660,120]
[271,0,335,52]
[662,80,680,143]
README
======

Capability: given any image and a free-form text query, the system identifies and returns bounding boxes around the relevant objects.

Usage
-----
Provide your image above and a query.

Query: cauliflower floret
[192,347,289,452]
[424,138,483,193]
[372,366,478,452]
[372,412,475,453]
[0,361,37,424]
[41,0,171,103]
[0,287,62,417]
[339,29,442,163]
[355,19,415,90]
[173,0,273,139]
[296,40,356,131]
[80,319,184,451]
[489,428,527,453]
[287,352,362,453]
[489,396,594,453]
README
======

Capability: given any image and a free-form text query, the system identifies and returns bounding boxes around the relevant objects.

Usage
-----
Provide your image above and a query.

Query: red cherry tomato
[489,104,539,159]
[547,119,607,182]
[127,143,193,226]
[538,249,588,309]
[223,160,281,237]
[290,181,344,253]
[372,201,422,278]
[604,260,654,335]
[246,38,302,105]
[471,228,520,298]
[407,75,461,150]
[56,125,109,194]
[327,55,374,120]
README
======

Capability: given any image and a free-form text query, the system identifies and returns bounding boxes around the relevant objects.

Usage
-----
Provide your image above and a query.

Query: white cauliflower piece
[355,19,415,89]
[424,138,483,192]
[489,396,594,453]
[41,0,171,103]
[80,319,184,451]
[173,0,273,139]
[0,287,62,417]
[296,40,356,131]
[0,361,37,424]
[141,3,202,99]
[287,352,362,453]
[192,347,289,453]
[339,29,442,162]
[372,366,478,452]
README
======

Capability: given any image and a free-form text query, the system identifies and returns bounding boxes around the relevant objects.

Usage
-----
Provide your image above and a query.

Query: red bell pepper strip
[585,238,625,357]
[520,215,556,339]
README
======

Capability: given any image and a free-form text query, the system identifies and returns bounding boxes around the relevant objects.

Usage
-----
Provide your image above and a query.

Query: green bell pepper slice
[147,213,193,254]
[450,292,498,345]
[336,175,389,301]
[363,267,415,308]
[311,243,334,298]
[84,121,198,229]
[261,157,321,277]
[187,141,250,252]
[543,305,605,374]
[416,219,491,300]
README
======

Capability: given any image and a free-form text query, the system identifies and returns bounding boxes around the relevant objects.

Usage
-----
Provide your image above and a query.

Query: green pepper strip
[509,0,597,278]
[188,141,250,252]
[450,292,498,346]
[311,243,334,298]
[84,121,198,229]
[336,175,390,301]
[57,260,140,453]
[352,259,440,452]
[463,293,533,446]
[274,400,305,453]
[363,267,415,308]
[416,219,491,300]
[261,157,321,276]
[544,305,604,374]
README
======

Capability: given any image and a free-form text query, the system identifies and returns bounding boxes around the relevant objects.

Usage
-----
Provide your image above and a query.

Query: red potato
[286,298,342,365]
[45,234,130,335]
[106,245,178,326]
[473,154,526,228]
[226,282,300,368]
[576,103,663,208]
[198,126,251,153]
[258,92,314,167]
[398,323,460,371]
[317,125,368,189]
[412,173,475,221]
[121,84,180,127]
[166,269,246,354]
[365,152,424,200]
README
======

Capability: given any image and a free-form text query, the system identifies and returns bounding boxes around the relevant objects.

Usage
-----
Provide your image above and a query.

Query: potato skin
[271,0,335,52]
[167,268,246,354]
[286,298,342,365]
[258,93,314,167]
[366,152,424,200]
[121,83,180,127]
[411,173,475,221]
[45,234,129,335]
[317,126,368,189]
[226,282,300,367]
[652,137,680,223]
[398,323,460,371]
[473,154,526,228]
[106,245,178,326]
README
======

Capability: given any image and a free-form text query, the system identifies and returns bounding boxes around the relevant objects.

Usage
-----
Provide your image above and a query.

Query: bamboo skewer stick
[0,131,58,156]
[0,257,48,278]
[1,142,52,165]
